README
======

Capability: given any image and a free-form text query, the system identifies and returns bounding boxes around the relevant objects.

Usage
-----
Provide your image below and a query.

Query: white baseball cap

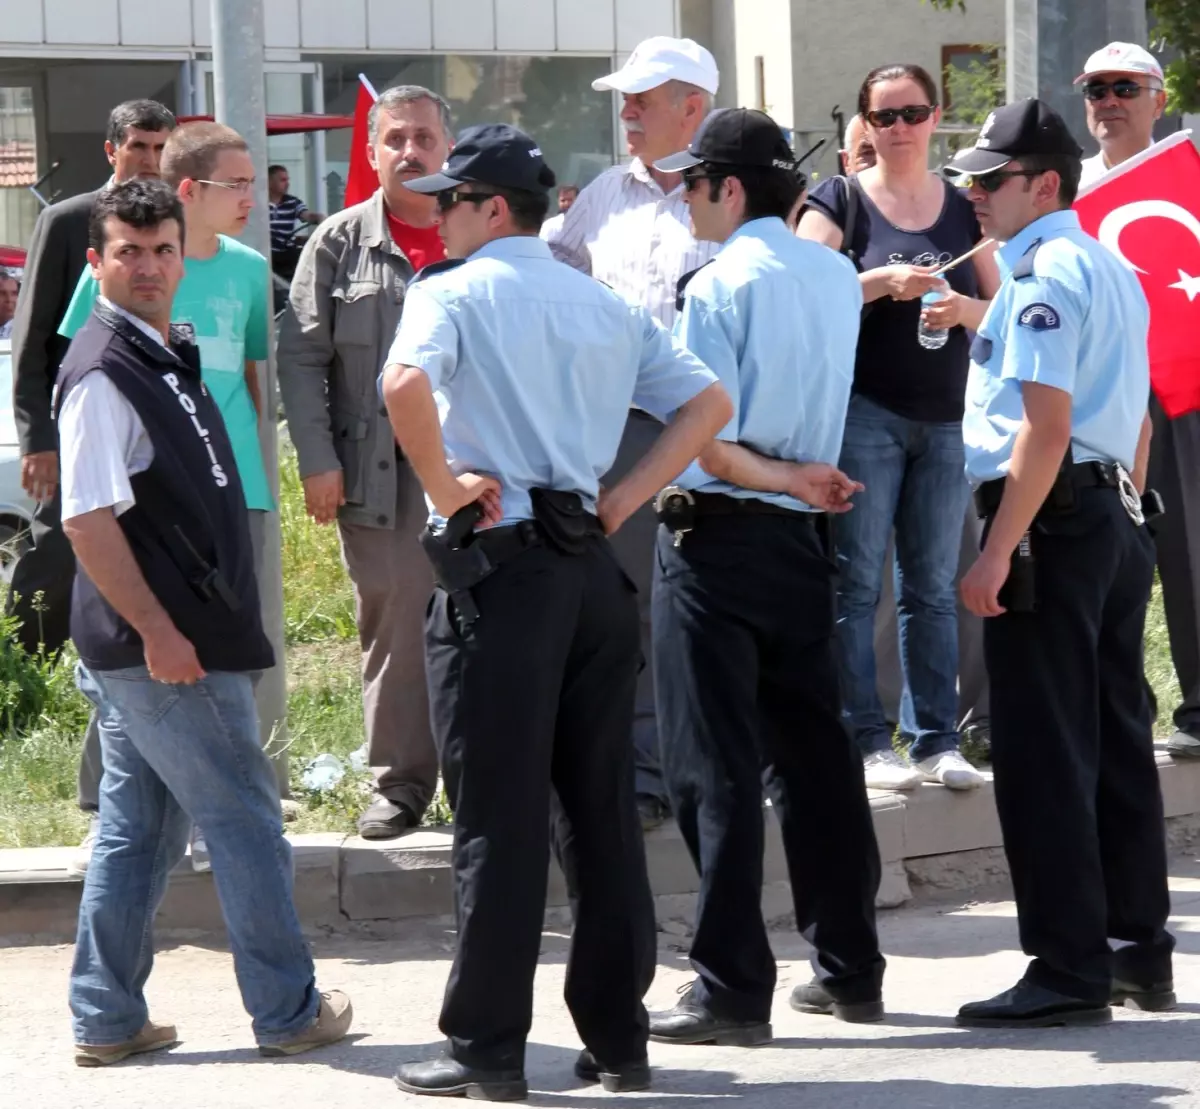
[1074,42,1164,85]
[592,37,719,96]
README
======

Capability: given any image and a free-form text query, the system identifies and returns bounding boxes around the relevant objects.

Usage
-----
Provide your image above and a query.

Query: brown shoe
[259,990,353,1057]
[75,1020,179,1067]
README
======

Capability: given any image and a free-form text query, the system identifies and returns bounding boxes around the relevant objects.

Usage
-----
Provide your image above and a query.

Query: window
[313,56,615,213]
[0,86,39,250]
[942,44,1003,125]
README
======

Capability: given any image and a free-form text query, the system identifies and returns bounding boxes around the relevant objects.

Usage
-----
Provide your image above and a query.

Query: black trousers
[985,487,1174,1002]
[6,487,74,655]
[652,512,885,1022]
[426,537,657,1071]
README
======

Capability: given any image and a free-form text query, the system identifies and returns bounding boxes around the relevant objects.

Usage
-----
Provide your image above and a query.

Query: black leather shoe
[636,795,669,832]
[957,980,1112,1028]
[649,983,772,1046]
[358,797,418,840]
[394,1056,528,1101]
[1111,977,1177,1012]
[574,1049,651,1092]
[789,978,885,1023]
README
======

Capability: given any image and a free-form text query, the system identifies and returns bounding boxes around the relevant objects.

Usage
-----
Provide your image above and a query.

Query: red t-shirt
[386,210,446,273]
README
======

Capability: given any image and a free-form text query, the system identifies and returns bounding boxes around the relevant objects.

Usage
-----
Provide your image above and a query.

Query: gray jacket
[277,190,415,529]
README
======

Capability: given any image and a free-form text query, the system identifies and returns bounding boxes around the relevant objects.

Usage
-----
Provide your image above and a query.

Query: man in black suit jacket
[8,98,174,870]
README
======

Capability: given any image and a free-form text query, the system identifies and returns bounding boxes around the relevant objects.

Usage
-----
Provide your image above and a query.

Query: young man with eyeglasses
[381,123,731,1099]
[59,123,273,872]
[946,98,1174,1029]
[645,108,886,1048]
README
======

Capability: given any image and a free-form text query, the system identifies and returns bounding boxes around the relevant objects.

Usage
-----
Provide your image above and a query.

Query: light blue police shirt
[963,209,1150,486]
[383,235,718,525]
[672,216,862,513]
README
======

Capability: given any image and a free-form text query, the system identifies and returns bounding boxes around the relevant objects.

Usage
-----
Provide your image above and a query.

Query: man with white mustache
[543,37,719,829]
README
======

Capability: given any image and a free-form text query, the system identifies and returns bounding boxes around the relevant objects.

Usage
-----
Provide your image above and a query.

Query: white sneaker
[68,814,102,878]
[915,750,985,791]
[862,750,923,791]
[190,828,211,873]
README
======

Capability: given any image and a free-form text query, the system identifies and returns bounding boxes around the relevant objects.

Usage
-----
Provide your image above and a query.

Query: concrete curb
[3,747,1199,942]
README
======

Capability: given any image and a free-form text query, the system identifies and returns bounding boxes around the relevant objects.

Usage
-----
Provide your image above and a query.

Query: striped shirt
[269,194,308,252]
[542,159,717,330]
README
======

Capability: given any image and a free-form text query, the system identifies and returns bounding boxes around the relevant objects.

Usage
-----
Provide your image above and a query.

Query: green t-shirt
[59,236,274,511]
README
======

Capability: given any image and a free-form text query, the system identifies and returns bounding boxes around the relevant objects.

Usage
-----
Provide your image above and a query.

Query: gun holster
[168,524,241,613]
[419,504,490,626]
[531,488,597,555]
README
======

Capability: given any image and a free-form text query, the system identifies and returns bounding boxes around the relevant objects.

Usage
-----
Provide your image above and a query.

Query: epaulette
[675,260,714,312]
[1011,238,1042,280]
[409,258,466,286]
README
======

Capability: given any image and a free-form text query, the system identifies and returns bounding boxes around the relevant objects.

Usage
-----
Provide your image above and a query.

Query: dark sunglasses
[1081,79,1154,101]
[957,169,1043,193]
[435,189,502,212]
[682,165,728,192]
[866,104,935,129]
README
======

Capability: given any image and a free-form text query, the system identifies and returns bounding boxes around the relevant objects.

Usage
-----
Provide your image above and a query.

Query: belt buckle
[655,485,696,548]
[1115,465,1145,526]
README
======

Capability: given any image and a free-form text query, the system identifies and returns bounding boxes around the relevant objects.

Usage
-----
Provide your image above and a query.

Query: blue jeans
[69,664,318,1047]
[835,394,972,762]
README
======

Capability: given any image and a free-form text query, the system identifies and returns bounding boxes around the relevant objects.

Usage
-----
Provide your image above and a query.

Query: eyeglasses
[956,169,1043,193]
[1081,79,1156,101]
[866,105,935,129]
[681,165,727,192]
[436,189,502,212]
[196,178,254,194]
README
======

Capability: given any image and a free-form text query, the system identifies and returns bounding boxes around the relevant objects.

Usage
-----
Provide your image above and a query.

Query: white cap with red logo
[1074,42,1164,85]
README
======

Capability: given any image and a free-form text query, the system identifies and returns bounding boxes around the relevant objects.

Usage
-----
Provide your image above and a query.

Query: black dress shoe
[648,983,772,1046]
[574,1049,651,1092]
[394,1055,528,1101]
[957,980,1112,1028]
[789,978,885,1023]
[636,795,669,832]
[358,797,418,840]
[1111,977,1177,1012]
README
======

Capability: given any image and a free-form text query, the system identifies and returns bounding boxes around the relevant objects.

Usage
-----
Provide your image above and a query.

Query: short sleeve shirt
[807,175,983,423]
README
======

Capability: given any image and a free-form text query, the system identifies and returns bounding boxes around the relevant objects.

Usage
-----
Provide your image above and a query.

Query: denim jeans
[69,664,319,1047]
[835,393,973,762]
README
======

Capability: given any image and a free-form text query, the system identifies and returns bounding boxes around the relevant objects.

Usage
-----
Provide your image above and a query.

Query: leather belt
[692,491,814,522]
[471,519,543,564]
[974,460,1122,519]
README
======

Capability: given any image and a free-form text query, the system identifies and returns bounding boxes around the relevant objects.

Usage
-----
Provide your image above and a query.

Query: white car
[0,339,36,584]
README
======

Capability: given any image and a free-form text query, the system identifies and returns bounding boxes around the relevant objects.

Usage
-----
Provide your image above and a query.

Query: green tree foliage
[944,49,1005,126]
[925,0,1200,114]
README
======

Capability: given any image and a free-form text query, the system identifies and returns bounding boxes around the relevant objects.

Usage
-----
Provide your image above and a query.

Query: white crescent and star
[1097,200,1200,302]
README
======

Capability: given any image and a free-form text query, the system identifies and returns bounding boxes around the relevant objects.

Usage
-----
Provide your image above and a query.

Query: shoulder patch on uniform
[410,258,466,286]
[1017,302,1060,331]
[170,321,196,344]
[1011,238,1043,280]
[676,260,714,312]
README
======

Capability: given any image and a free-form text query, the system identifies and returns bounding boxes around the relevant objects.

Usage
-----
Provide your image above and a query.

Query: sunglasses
[956,169,1043,193]
[435,189,502,212]
[866,105,935,129]
[681,165,728,192]
[1081,79,1155,101]
[197,178,255,194]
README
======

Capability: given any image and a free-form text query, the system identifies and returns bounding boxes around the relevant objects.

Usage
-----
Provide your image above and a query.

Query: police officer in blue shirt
[379,124,732,1100]
[945,99,1175,1028]
[644,109,887,1047]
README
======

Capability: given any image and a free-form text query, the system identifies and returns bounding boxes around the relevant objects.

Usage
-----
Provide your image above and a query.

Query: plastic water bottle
[918,288,949,350]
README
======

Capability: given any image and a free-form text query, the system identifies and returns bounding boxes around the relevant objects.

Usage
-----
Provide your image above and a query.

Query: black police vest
[55,304,274,674]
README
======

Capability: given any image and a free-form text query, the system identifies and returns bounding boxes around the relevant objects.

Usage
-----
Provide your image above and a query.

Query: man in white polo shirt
[544,37,718,828]
[1076,43,1200,760]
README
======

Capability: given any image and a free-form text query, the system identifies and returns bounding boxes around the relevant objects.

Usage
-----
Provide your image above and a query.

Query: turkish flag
[342,75,379,209]
[1075,132,1200,418]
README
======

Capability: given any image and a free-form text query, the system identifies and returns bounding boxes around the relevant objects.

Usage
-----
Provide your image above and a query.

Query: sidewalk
[3,856,1200,1108]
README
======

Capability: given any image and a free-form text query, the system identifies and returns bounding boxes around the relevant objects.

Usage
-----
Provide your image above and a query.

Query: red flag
[342,74,379,209]
[1074,132,1200,418]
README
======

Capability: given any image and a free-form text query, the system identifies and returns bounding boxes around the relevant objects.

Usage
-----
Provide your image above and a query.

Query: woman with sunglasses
[798,63,1000,794]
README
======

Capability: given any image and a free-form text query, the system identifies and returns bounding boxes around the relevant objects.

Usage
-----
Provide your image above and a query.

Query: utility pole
[210,0,290,794]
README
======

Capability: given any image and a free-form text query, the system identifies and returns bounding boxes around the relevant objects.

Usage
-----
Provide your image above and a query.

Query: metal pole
[210,0,290,795]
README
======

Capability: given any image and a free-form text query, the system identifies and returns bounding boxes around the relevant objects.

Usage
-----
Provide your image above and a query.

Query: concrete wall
[0,0,679,53]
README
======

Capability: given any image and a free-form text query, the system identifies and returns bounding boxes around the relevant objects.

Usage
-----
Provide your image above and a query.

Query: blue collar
[725,215,790,248]
[470,235,554,263]
[998,210,1081,272]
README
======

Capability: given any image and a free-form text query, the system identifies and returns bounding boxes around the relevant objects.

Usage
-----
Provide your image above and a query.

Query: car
[0,339,36,585]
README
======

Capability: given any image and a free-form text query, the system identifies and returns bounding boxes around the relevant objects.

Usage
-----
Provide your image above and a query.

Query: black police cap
[404,123,557,195]
[654,108,798,174]
[944,98,1083,178]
